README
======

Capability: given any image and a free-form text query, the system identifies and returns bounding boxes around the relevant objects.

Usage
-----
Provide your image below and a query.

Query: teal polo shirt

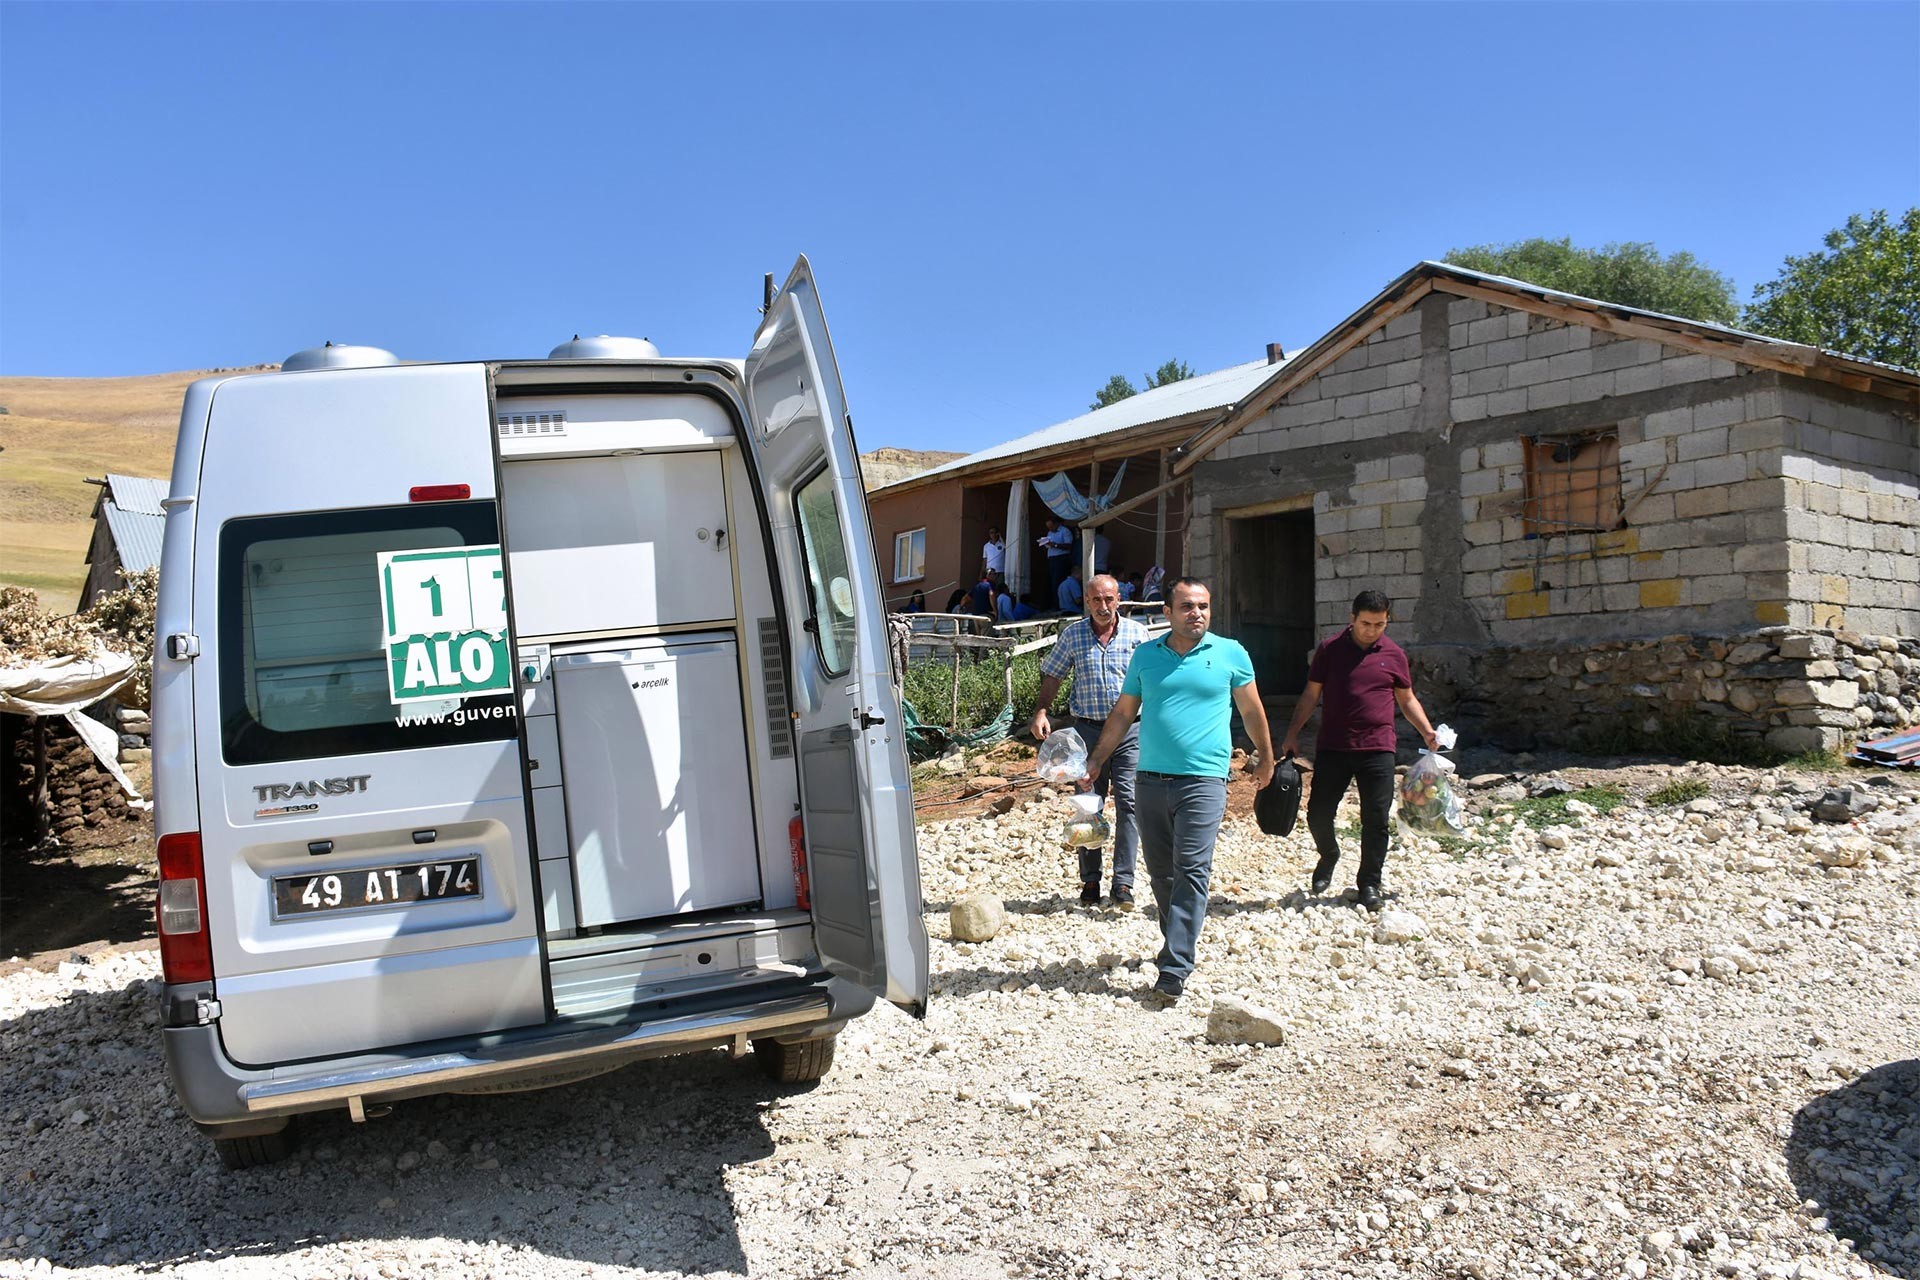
[1121,633,1256,778]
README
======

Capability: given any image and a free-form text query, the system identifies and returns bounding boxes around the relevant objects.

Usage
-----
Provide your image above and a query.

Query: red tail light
[788,814,811,911]
[156,832,213,984]
[409,483,471,503]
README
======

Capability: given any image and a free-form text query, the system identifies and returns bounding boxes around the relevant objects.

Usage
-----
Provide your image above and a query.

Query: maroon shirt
[1307,628,1412,753]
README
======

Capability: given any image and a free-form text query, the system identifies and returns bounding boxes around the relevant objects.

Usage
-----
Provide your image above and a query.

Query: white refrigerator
[552,637,762,927]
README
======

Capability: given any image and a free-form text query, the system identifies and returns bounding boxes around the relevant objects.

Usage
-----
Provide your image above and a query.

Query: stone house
[1168,262,1919,754]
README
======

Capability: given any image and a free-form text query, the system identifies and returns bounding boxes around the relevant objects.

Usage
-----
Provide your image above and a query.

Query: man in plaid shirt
[1031,575,1151,908]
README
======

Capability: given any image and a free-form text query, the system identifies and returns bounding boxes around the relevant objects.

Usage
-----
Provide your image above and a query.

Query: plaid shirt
[1040,615,1152,720]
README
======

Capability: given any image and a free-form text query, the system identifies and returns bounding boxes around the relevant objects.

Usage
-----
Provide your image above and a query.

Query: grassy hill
[0,370,244,610]
[0,369,966,611]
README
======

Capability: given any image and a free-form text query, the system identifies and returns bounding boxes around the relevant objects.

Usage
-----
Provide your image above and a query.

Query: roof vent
[547,334,660,360]
[280,341,400,372]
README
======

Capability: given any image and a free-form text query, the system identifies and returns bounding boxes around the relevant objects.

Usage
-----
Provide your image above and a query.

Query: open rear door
[743,257,928,1016]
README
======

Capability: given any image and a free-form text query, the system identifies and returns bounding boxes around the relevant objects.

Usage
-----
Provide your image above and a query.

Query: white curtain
[1003,482,1028,597]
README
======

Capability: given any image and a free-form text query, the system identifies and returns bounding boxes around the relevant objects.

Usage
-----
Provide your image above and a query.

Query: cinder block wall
[1780,386,1920,636]
[1193,292,1917,650]
[1447,296,1796,642]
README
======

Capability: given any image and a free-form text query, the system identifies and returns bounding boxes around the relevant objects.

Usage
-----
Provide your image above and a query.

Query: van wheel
[211,1125,293,1170]
[752,1034,836,1084]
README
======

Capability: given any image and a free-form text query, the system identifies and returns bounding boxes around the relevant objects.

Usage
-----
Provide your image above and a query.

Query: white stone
[949,894,1007,942]
[1374,910,1427,944]
[1206,995,1288,1046]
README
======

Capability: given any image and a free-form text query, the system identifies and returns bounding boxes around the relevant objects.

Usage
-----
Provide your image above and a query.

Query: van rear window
[219,503,519,765]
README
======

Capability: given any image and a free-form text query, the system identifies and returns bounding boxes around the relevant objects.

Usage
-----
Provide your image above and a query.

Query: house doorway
[1227,506,1317,696]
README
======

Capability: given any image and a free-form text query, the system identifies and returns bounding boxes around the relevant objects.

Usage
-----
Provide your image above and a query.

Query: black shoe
[1357,885,1384,913]
[1310,873,1331,896]
[1080,882,1102,906]
[1110,885,1136,912]
[1150,977,1185,1003]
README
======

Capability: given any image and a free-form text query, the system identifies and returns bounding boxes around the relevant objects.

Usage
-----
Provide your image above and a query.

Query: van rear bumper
[165,975,871,1127]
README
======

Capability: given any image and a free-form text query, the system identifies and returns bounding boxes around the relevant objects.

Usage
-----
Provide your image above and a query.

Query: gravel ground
[2,762,1917,1280]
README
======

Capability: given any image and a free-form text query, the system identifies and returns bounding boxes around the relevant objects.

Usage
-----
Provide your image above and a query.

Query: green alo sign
[378,546,511,705]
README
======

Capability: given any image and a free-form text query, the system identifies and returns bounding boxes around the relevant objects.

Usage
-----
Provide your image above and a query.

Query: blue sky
[3,1,1916,455]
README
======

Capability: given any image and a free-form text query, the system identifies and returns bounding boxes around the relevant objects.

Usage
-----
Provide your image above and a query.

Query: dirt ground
[0,807,155,968]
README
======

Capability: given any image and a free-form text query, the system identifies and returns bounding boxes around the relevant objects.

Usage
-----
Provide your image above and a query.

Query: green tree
[1742,209,1919,370]
[1444,238,1737,325]
[1090,374,1137,410]
[1145,359,1194,388]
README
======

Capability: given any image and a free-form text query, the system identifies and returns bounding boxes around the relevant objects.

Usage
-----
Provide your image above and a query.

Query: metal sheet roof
[90,474,168,578]
[105,473,167,516]
[875,355,1294,494]
[101,503,163,575]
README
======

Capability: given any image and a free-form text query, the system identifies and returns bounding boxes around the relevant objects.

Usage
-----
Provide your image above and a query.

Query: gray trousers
[1136,772,1228,987]
[1073,716,1139,890]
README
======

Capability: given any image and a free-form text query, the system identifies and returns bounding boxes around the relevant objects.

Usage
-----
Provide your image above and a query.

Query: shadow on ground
[0,973,801,1274]
[0,832,154,958]
[1787,1057,1920,1279]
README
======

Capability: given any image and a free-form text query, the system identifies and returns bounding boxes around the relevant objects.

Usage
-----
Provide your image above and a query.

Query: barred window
[1522,433,1621,535]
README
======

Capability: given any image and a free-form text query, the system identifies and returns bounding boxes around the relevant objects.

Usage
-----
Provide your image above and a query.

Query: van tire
[212,1125,293,1170]
[752,1034,836,1084]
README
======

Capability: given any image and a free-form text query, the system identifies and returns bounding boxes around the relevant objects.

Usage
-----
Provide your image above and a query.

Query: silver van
[151,259,927,1168]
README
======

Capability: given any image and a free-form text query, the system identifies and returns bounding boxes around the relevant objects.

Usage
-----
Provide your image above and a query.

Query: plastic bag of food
[1062,792,1111,848]
[1397,738,1465,835]
[1036,727,1088,783]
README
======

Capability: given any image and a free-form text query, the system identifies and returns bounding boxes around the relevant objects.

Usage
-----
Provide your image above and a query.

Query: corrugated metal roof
[101,502,163,575]
[877,356,1293,493]
[105,473,167,516]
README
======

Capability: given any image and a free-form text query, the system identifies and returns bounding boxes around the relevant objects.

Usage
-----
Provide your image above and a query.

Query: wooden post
[950,619,963,728]
[30,714,49,847]
[1154,448,1169,572]
[1083,459,1100,584]
[1178,479,1193,576]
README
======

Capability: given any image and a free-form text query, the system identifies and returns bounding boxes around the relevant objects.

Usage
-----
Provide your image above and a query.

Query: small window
[793,468,857,676]
[1522,432,1621,535]
[892,528,926,582]
[219,503,518,766]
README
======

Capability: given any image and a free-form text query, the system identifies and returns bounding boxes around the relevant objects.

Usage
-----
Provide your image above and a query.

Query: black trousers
[1305,749,1396,890]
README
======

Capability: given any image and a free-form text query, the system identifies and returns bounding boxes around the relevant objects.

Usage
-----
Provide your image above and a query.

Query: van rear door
[190,364,547,1065]
[743,257,929,1015]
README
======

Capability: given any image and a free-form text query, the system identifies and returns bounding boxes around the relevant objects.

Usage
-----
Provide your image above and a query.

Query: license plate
[273,857,483,918]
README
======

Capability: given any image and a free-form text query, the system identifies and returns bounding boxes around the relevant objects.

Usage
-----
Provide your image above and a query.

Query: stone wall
[1412,628,1919,756]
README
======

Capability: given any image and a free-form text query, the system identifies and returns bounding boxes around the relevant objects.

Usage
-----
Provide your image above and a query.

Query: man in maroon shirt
[1278,590,1440,912]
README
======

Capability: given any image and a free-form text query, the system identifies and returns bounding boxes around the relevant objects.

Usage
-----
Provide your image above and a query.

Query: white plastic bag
[1397,724,1465,835]
[1062,792,1110,848]
[1036,728,1088,783]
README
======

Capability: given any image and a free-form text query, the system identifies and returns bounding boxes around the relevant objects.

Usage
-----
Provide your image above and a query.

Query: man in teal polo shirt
[1084,577,1274,1003]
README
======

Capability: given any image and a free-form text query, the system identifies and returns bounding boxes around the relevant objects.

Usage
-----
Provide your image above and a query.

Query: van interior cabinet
[552,639,761,927]
[502,451,735,637]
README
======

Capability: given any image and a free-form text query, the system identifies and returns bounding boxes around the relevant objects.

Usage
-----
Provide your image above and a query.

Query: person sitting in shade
[1057,566,1084,614]
[903,589,926,613]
